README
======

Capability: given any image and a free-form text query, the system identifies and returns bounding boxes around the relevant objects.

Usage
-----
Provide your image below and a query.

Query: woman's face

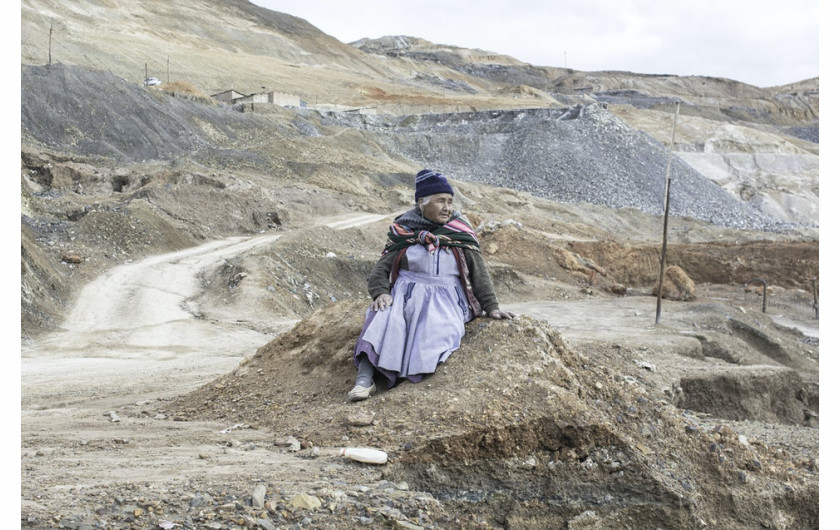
[419,193,454,224]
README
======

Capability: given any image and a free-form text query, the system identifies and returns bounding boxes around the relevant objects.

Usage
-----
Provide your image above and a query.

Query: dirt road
[20,214,396,527]
[22,213,389,406]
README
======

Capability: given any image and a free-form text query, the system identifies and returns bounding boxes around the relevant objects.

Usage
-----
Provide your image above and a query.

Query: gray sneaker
[348,383,376,402]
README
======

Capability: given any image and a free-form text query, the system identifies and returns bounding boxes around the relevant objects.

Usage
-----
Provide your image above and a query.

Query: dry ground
[18,7,820,525]
[20,208,819,528]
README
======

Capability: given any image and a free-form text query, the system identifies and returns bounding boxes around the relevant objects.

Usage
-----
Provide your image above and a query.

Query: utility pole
[48,23,53,65]
[167,55,170,83]
[655,101,680,325]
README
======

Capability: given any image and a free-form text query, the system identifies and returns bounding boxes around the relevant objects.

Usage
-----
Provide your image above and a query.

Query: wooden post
[655,102,680,325]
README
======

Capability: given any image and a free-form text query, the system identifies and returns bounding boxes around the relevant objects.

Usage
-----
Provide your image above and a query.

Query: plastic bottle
[340,447,388,464]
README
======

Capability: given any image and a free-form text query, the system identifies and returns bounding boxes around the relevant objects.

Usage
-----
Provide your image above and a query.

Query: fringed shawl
[382,208,480,256]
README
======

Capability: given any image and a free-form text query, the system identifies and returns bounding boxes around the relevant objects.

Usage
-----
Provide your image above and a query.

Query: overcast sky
[251,0,819,88]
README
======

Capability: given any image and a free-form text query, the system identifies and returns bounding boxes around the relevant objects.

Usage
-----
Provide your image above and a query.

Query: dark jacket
[367,246,500,316]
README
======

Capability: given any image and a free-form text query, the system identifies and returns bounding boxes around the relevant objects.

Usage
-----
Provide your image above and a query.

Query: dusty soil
[18,33,819,528]
[21,208,819,528]
[20,131,819,528]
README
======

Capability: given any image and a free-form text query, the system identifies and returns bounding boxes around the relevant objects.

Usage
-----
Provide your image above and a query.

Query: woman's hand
[371,294,393,311]
[488,309,516,320]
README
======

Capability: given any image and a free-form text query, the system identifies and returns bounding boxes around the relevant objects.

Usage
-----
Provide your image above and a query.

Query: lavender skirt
[354,245,474,388]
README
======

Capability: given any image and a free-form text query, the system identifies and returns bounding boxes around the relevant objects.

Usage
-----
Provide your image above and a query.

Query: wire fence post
[655,102,680,325]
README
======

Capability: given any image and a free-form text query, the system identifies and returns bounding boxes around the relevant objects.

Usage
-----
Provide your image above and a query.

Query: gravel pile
[329,105,782,231]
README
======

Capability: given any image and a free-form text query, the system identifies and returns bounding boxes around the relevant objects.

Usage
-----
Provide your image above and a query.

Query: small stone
[290,494,321,511]
[257,518,276,530]
[252,484,267,509]
[635,360,656,371]
[278,436,301,452]
[395,520,425,529]
[635,443,653,455]
[377,506,407,520]
[189,495,206,508]
[61,252,83,264]
[713,425,735,437]
[346,410,376,426]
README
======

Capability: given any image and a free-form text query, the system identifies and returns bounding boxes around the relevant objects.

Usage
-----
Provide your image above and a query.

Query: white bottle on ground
[340,447,388,464]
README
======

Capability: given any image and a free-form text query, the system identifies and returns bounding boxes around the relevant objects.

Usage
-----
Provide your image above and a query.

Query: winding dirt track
[22,234,284,407]
[22,213,389,407]
[20,214,391,514]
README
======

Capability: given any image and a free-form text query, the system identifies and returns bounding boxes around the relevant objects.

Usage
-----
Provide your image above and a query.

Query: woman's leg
[355,354,375,387]
[348,353,377,402]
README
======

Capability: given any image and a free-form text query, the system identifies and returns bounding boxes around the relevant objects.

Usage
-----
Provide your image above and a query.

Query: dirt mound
[167,300,818,527]
[657,265,697,301]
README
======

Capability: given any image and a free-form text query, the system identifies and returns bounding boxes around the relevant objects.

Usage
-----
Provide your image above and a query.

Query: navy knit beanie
[414,169,454,201]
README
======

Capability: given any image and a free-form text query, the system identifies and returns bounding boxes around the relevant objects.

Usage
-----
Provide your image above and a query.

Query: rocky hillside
[21,0,818,228]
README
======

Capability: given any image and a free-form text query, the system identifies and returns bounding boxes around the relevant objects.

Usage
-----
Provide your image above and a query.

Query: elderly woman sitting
[348,169,515,401]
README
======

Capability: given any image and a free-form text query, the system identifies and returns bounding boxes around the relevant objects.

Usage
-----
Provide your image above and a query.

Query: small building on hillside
[211,89,301,108]
[210,90,246,104]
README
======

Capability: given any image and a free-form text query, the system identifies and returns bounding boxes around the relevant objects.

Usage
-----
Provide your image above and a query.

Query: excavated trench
[675,316,818,426]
